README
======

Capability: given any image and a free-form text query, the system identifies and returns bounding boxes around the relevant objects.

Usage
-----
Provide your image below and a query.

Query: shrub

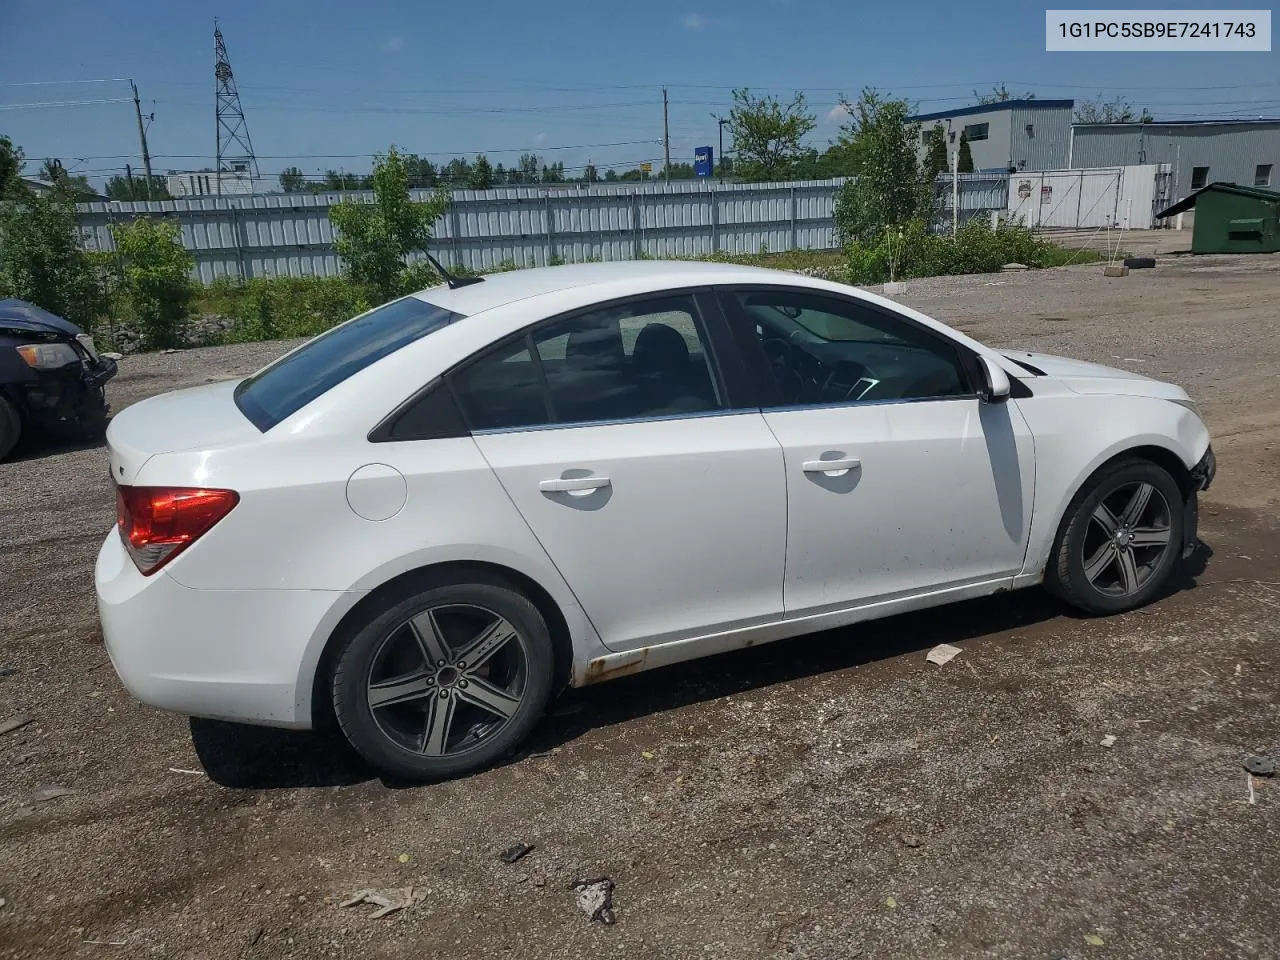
[207,276,373,344]
[330,146,450,304]
[0,181,104,329]
[110,217,194,349]
[843,218,1089,284]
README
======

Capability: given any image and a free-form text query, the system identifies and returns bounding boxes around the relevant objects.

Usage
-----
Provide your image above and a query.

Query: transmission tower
[214,21,260,195]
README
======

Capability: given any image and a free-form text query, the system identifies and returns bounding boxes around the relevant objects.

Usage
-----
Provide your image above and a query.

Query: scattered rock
[340,887,423,919]
[0,667,18,678]
[899,834,923,848]
[572,877,616,925]
[0,715,33,737]
[1084,932,1106,947]
[499,843,534,865]
[925,643,962,666]
[1243,755,1275,777]
[1100,734,1117,749]
[101,351,124,361]
[28,786,73,804]
[1001,263,1030,271]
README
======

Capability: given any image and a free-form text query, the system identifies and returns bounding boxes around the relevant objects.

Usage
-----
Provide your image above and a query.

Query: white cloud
[534,132,548,145]
[682,13,708,29]
[826,103,851,123]
[383,37,405,53]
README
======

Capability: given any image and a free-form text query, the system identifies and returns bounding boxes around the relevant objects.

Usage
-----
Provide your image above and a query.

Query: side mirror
[977,354,1011,404]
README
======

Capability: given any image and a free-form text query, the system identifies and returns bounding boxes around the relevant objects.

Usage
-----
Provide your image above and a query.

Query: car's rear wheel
[0,395,21,462]
[331,579,555,782]
[1046,458,1185,615]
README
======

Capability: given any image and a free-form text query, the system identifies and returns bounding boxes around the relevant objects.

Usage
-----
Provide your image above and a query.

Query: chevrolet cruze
[95,261,1215,781]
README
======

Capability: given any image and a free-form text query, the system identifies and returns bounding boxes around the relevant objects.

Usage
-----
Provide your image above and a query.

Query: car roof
[408,259,814,316]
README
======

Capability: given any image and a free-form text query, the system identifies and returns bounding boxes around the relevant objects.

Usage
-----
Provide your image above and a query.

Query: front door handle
[539,476,612,493]
[802,457,861,475]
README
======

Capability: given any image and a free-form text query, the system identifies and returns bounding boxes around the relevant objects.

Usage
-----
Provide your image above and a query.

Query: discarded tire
[1124,256,1156,269]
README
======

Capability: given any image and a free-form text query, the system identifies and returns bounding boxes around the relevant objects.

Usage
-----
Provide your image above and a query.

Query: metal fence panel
[72,167,1160,282]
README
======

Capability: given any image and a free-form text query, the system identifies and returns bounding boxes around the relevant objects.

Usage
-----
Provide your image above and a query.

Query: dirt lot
[2,253,1278,960]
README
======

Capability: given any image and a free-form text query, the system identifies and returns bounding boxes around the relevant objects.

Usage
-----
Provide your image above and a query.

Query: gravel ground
[2,254,1278,960]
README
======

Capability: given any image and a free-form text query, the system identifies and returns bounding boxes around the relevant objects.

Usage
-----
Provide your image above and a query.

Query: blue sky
[1,0,1277,187]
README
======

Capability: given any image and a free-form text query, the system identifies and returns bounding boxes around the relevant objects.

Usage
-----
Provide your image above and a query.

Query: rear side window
[234,296,464,431]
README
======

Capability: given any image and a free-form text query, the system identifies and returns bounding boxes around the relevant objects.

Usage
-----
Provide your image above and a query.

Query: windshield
[234,296,464,431]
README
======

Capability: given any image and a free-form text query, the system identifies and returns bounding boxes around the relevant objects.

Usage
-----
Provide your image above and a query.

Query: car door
[447,291,787,653]
[716,286,1035,617]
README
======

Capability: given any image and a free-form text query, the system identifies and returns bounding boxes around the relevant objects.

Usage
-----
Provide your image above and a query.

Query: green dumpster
[1156,182,1280,254]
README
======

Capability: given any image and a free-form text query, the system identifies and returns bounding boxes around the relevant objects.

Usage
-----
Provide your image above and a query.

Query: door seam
[757,409,792,613]
[465,434,611,649]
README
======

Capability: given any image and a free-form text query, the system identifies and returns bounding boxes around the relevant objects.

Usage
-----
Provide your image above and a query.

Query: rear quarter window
[234,296,464,431]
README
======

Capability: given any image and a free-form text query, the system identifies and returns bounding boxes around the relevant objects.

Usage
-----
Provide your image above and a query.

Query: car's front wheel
[1046,457,1186,615]
[331,578,555,782]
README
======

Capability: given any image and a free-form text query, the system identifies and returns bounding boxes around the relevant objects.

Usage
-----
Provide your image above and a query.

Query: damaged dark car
[0,298,117,461]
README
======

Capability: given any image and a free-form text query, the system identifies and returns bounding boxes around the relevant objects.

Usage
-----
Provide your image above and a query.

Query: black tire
[331,578,555,782]
[1123,256,1156,269]
[0,395,21,462]
[1046,457,1185,615]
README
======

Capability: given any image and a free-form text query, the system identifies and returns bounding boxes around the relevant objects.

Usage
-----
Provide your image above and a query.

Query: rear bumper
[95,531,350,729]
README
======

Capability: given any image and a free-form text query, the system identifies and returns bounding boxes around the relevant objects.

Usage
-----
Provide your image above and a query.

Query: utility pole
[663,87,671,183]
[131,80,153,199]
[946,119,958,237]
[711,113,729,182]
[125,162,134,199]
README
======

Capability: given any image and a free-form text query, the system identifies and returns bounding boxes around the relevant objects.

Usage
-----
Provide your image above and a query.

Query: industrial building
[166,167,262,198]
[1069,120,1280,203]
[908,100,1280,207]
[909,100,1075,174]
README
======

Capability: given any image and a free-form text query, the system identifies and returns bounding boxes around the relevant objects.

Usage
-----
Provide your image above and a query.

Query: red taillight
[115,485,240,576]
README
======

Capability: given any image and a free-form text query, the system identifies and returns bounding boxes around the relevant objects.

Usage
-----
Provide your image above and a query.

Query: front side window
[1191,166,1210,189]
[963,122,990,142]
[449,294,724,432]
[1255,163,1273,187]
[236,296,464,431]
[717,288,972,408]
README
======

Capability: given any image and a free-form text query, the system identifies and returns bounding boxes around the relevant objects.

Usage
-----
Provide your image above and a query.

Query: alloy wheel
[1080,480,1174,598]
[366,603,528,757]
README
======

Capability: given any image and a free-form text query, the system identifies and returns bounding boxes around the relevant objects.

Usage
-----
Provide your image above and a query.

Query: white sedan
[95,261,1215,781]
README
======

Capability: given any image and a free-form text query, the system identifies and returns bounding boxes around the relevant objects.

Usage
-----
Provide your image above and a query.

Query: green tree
[0,135,24,197]
[110,218,195,350]
[582,163,598,183]
[603,168,618,182]
[441,157,472,185]
[1074,95,1153,123]
[509,153,540,185]
[973,84,1036,105]
[922,124,949,183]
[105,174,172,201]
[329,146,450,304]
[404,154,439,188]
[278,166,306,192]
[494,162,507,185]
[832,89,929,245]
[956,132,974,173]
[727,88,816,182]
[0,181,103,329]
[469,155,495,189]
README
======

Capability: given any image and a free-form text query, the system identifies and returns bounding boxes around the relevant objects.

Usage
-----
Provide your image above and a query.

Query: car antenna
[422,250,484,290]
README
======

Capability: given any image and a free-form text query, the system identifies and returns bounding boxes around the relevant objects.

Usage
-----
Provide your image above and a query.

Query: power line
[0,78,128,87]
[0,98,133,110]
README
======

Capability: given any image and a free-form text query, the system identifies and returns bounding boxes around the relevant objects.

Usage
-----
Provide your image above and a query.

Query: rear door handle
[539,476,612,493]
[802,457,861,474]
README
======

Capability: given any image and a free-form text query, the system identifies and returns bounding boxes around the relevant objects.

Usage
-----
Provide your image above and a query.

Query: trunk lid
[107,380,262,485]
